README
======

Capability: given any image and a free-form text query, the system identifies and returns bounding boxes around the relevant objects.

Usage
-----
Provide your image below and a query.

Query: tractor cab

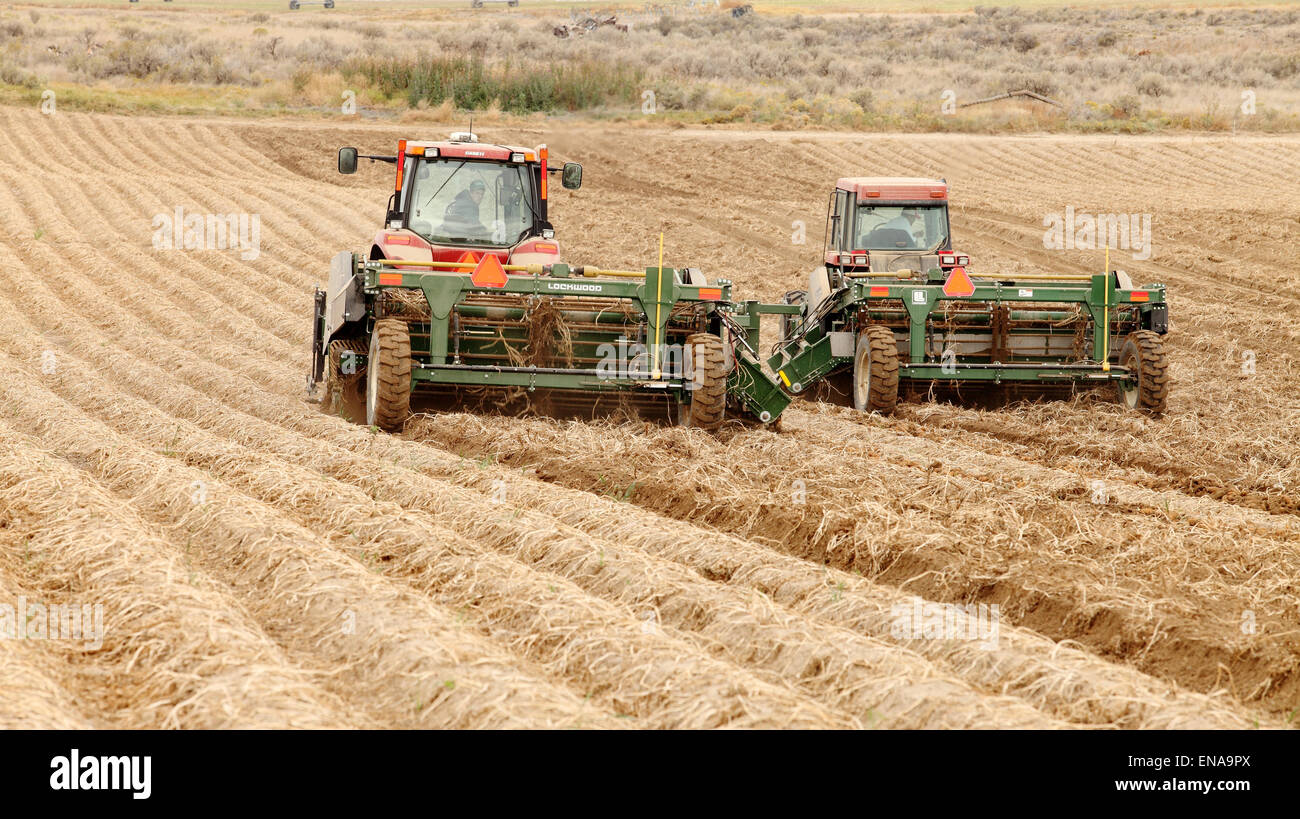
[823,178,969,278]
[337,133,582,271]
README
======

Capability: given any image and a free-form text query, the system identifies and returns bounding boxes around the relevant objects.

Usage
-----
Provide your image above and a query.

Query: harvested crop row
[0,641,91,730]
[0,422,358,729]
[396,414,1277,729]
[0,168,298,363]
[0,233,1066,733]
[0,236,301,405]
[0,539,94,730]
[404,408,1296,722]
[0,365,613,730]
[0,118,339,315]
[108,115,371,250]
[785,406,1300,639]
[895,398,1300,518]
[20,232,1248,733]
[0,295,1056,730]
[48,258,1242,732]
[43,110,372,247]
[0,317,852,728]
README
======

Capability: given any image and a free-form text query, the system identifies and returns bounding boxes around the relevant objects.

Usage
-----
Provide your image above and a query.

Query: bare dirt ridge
[0,107,1295,729]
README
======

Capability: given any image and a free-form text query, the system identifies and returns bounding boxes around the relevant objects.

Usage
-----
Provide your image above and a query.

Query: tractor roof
[837,177,948,201]
[404,136,539,162]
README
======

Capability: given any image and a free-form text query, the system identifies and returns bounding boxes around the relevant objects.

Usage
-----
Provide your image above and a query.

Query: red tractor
[337,132,583,270]
[783,177,971,338]
[822,177,968,277]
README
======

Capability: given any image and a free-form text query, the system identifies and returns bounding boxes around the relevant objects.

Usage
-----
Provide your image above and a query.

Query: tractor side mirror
[561,162,583,190]
[338,147,358,175]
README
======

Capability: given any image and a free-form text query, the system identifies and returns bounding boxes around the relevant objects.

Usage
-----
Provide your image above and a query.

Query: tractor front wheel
[1116,330,1169,414]
[366,319,412,431]
[853,325,900,414]
[681,332,727,431]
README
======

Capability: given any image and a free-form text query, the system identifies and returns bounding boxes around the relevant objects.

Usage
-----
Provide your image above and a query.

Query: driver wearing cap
[443,178,488,237]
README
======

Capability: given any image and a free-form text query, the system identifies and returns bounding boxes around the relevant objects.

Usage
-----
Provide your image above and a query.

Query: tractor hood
[371,228,562,270]
[868,250,942,275]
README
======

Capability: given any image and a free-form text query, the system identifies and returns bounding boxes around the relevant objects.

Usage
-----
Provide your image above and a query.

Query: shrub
[101,39,166,79]
[1002,71,1058,97]
[346,53,643,113]
[0,63,39,88]
[1265,53,1299,79]
[1013,31,1039,52]
[1136,72,1167,97]
[1110,93,1141,118]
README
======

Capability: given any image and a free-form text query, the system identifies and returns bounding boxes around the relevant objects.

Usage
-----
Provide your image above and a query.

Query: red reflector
[869,286,889,297]
[697,287,722,300]
[1130,290,1149,302]
[470,254,509,288]
[385,234,413,246]
[540,145,548,200]
[378,273,403,286]
[395,139,406,192]
[942,266,975,298]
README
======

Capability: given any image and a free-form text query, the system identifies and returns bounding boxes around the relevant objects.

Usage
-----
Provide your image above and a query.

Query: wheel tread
[369,319,412,430]
[684,333,727,430]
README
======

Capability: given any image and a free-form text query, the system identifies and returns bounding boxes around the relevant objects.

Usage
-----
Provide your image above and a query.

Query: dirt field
[0,107,1297,729]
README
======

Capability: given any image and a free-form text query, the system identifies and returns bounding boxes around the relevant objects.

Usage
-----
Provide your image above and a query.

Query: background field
[0,0,1297,729]
[2,0,1299,130]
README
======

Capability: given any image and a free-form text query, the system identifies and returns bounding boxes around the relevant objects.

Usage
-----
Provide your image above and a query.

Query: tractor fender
[806,267,832,311]
[326,251,365,339]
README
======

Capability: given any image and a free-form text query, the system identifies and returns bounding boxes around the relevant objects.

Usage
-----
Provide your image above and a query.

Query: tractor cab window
[854,204,949,251]
[407,158,536,247]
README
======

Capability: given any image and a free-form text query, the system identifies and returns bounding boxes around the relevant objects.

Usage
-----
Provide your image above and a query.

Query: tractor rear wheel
[682,332,727,430]
[366,319,412,431]
[1116,330,1169,414]
[853,325,900,414]
[325,338,367,421]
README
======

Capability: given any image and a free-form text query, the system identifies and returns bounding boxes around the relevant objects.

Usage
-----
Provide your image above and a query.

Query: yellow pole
[652,232,665,380]
[1102,246,1111,372]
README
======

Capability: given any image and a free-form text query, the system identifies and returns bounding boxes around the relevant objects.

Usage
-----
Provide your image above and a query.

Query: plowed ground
[0,108,1296,729]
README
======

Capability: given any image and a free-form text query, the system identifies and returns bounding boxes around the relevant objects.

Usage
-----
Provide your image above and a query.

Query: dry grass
[0,425,357,729]
[0,4,1297,130]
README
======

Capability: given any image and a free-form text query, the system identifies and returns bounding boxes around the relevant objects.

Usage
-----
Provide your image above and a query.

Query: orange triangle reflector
[470,253,509,288]
[457,251,480,268]
[942,266,975,298]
